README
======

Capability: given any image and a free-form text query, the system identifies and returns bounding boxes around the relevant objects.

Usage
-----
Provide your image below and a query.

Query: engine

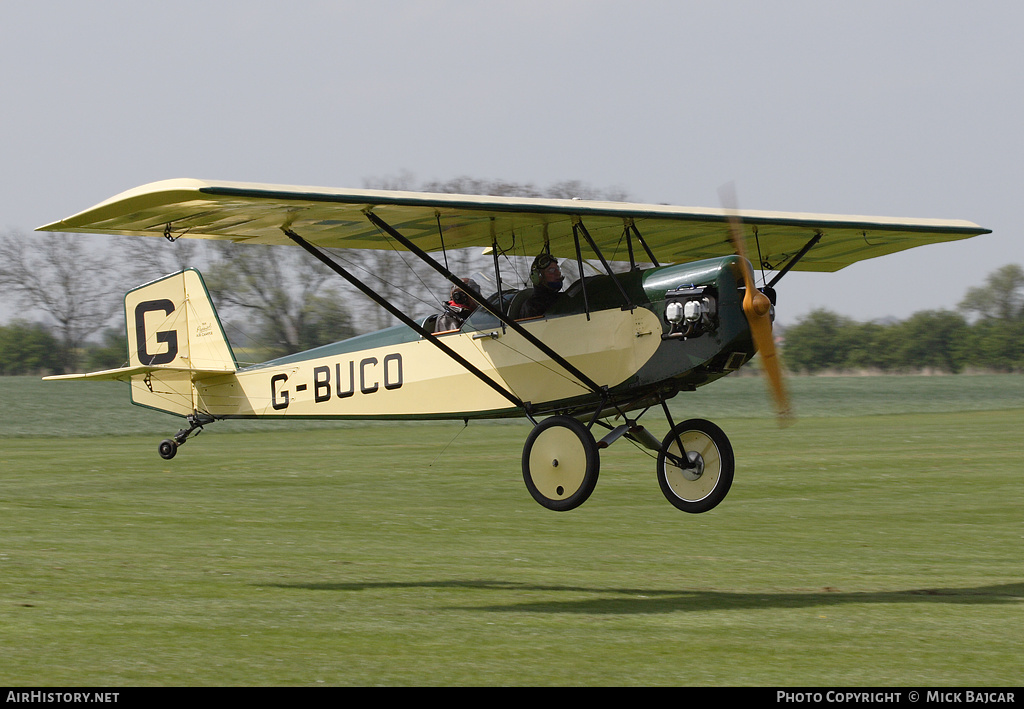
[662,285,718,339]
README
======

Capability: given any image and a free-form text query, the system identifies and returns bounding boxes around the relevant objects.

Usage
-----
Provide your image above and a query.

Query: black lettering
[313,365,331,403]
[383,353,403,390]
[135,299,178,365]
[336,361,354,399]
[271,373,289,410]
[359,357,378,394]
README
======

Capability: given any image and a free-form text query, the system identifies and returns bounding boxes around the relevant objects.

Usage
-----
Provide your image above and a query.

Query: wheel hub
[680,451,704,481]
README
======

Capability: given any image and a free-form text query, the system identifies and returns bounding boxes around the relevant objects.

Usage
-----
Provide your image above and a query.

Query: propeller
[718,183,794,424]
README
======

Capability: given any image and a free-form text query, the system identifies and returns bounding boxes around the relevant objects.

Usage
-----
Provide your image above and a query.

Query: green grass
[1,375,1022,685]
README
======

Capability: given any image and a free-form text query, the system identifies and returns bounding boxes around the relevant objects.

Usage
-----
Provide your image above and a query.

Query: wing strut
[766,232,822,288]
[573,218,634,311]
[282,228,525,410]
[363,211,607,397]
[489,228,507,329]
[627,221,660,267]
[571,221,591,320]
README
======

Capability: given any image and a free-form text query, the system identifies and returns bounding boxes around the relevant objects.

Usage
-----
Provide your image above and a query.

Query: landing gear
[158,439,178,460]
[656,418,734,513]
[520,411,735,513]
[522,415,600,511]
[157,412,215,460]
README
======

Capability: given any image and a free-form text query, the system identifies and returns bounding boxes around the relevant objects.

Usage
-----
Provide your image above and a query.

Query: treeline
[5,253,1020,376]
[0,322,125,376]
[782,265,1024,373]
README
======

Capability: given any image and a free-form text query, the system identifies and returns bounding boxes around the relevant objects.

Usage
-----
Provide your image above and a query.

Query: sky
[1,0,1020,326]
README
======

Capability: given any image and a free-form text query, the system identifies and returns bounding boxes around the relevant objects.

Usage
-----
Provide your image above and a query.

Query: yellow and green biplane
[38,178,989,513]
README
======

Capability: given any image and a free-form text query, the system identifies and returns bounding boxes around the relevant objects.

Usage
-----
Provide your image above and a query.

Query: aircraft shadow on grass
[266,580,1024,614]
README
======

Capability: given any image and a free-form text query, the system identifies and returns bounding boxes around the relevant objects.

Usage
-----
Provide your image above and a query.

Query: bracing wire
[429,419,470,467]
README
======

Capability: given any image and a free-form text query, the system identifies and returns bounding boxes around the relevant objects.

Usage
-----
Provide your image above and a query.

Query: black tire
[522,415,600,511]
[158,439,178,460]
[656,419,734,513]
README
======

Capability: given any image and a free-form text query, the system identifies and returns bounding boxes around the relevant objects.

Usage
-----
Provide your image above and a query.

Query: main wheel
[656,418,734,513]
[522,416,600,511]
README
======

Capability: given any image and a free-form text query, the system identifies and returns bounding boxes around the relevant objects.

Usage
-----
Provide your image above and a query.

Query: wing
[38,178,990,273]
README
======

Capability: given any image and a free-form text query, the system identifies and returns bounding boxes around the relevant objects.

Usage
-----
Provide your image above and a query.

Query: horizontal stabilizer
[44,363,234,383]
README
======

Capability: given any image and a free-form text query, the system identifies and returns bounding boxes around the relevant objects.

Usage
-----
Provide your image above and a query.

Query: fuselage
[188,255,756,422]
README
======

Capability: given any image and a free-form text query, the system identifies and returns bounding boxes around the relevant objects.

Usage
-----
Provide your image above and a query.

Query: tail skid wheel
[522,415,600,511]
[156,413,214,460]
[657,418,734,513]
[158,439,178,460]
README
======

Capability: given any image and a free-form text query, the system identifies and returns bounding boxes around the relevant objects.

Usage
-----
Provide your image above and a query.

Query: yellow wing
[38,178,990,273]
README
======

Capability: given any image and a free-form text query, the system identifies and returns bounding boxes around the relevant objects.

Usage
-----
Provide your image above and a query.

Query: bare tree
[204,242,355,357]
[0,232,122,372]
[119,235,208,284]
[319,247,442,332]
[421,176,544,198]
[421,175,630,202]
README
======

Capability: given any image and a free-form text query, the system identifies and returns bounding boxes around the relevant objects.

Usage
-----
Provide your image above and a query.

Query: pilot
[434,278,480,333]
[520,253,565,319]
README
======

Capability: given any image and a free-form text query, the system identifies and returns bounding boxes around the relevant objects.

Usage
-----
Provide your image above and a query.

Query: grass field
[1,374,1022,686]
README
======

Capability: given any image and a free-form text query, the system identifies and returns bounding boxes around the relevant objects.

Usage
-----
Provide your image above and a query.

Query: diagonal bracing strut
[283,228,525,410]
[766,232,822,288]
[363,210,607,397]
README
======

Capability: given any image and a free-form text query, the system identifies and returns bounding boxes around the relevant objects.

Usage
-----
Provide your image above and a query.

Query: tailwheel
[657,418,734,513]
[522,415,600,511]
[158,439,178,460]
[157,412,215,460]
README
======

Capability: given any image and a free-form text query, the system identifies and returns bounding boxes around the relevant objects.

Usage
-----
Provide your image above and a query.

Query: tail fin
[46,268,236,417]
[126,268,236,373]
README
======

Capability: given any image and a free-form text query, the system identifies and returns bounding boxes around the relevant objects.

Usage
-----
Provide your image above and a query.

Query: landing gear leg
[158,412,215,460]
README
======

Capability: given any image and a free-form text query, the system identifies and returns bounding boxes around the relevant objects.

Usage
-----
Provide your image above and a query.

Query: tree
[0,232,122,372]
[119,235,208,284]
[960,264,1024,322]
[204,243,355,358]
[781,309,855,373]
[418,175,630,202]
[298,290,357,351]
[887,310,969,373]
[839,321,897,372]
[0,321,62,375]
[957,264,1024,372]
[83,327,128,371]
[960,316,1024,372]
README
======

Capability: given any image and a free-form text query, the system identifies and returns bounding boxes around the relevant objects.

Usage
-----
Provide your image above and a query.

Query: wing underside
[38,178,991,273]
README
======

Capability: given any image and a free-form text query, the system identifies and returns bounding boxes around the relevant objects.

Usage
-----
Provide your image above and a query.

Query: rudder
[127,268,236,373]
[123,269,236,417]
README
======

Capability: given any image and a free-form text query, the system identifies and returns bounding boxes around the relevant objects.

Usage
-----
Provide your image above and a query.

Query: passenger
[520,253,565,319]
[434,278,480,333]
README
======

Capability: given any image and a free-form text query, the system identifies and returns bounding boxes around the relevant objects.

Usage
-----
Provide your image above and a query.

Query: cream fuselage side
[184,307,663,420]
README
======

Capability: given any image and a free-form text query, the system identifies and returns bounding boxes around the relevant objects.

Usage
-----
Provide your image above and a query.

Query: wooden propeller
[719,184,793,423]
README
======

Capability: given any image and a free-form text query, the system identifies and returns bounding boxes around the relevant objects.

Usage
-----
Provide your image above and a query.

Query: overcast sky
[2,1,1019,325]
